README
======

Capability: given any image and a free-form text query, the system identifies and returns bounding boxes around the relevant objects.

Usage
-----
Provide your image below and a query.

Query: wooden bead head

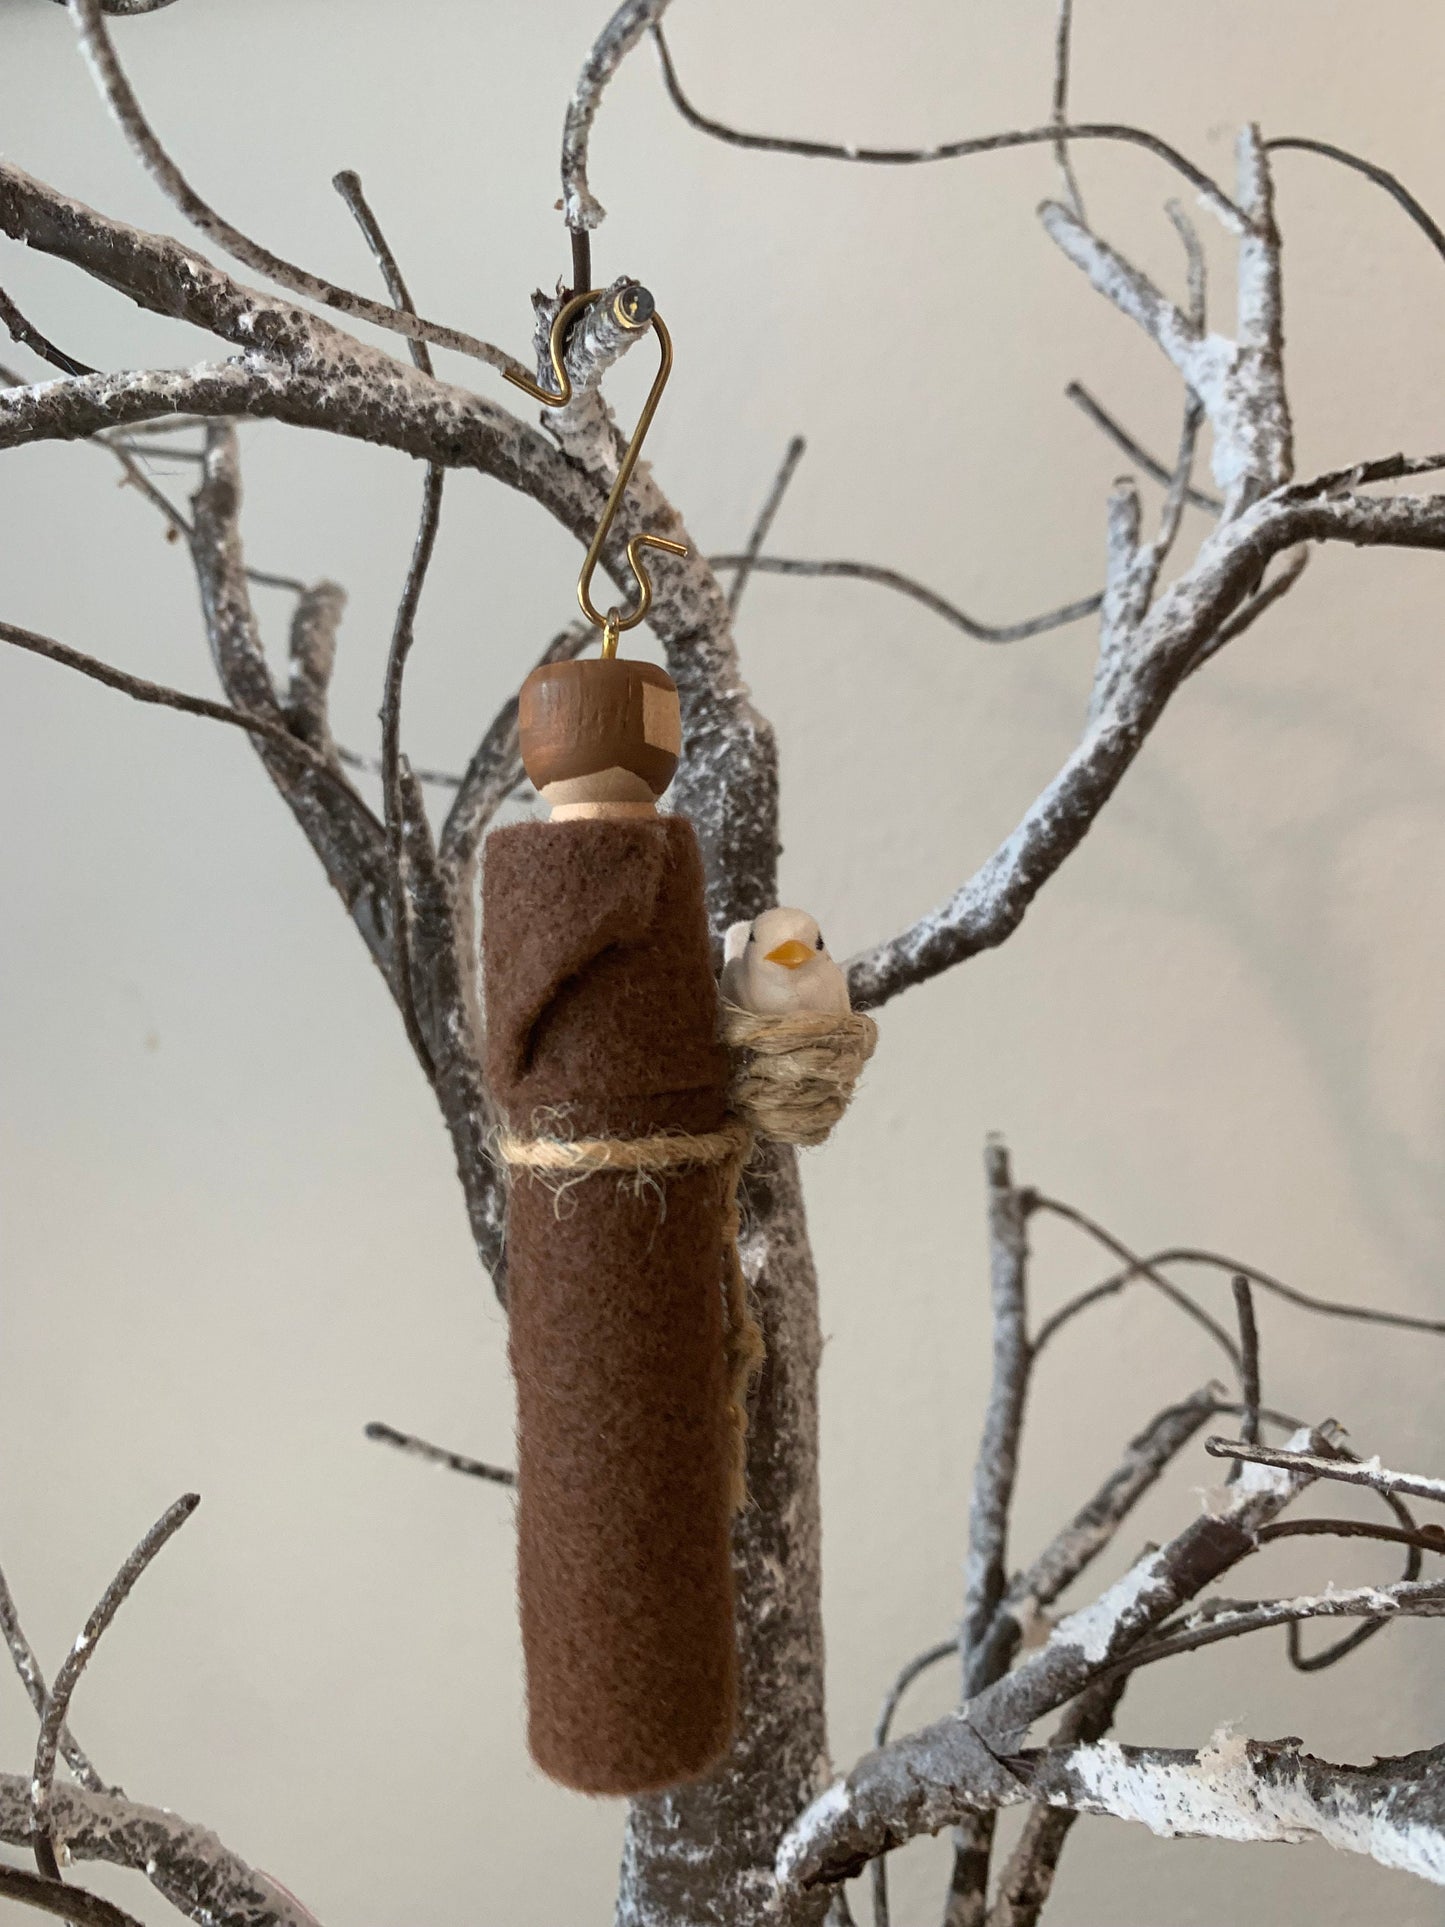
[519,657,682,812]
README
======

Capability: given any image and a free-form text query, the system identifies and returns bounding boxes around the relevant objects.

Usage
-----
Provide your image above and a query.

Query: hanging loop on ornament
[504,283,688,641]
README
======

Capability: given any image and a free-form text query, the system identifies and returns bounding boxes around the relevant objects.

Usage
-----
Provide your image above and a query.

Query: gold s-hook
[504,284,687,643]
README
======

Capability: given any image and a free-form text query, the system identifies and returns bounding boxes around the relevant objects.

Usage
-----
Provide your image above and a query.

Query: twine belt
[498,1118,763,1511]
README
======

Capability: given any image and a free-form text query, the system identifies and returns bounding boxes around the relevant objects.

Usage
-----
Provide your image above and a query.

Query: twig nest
[721,1002,878,1148]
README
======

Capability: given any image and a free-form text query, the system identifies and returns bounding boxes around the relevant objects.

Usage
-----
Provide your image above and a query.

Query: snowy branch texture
[4,2,1445,1925]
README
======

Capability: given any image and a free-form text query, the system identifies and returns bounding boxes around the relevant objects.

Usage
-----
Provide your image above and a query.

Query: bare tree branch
[66,0,516,373]
[1231,1276,1262,1469]
[1014,1732,1445,1883]
[1030,1194,1241,1366]
[986,1675,1128,1927]
[707,554,1101,644]
[331,168,448,1084]
[0,616,368,809]
[0,282,95,377]
[562,0,676,231]
[50,0,180,12]
[777,1425,1335,1892]
[1037,1240,1445,1346]
[0,1566,101,1791]
[378,465,446,1081]
[1064,383,1221,512]
[1267,135,1445,267]
[994,1387,1222,1644]
[0,1865,143,1927]
[726,435,806,619]
[1258,1516,1445,1556]
[948,1143,1032,1927]
[1206,1438,1445,1508]
[650,26,1247,230]
[188,424,398,974]
[1049,0,1085,223]
[364,1421,515,1486]
[31,1495,199,1883]
[0,1776,320,1927]
[1186,544,1308,670]
[1115,1576,1445,1676]
[284,582,347,755]
[845,481,1445,1010]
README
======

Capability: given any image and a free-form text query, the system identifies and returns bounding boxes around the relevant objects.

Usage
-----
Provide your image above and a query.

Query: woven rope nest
[721,1002,879,1148]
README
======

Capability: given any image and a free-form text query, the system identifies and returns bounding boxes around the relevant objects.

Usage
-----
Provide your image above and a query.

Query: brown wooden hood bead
[519,657,681,799]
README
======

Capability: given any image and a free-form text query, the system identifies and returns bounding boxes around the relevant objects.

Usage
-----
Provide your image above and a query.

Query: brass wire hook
[505,284,687,657]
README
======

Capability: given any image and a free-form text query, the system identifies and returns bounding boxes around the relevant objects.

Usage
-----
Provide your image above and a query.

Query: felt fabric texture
[483,813,738,1795]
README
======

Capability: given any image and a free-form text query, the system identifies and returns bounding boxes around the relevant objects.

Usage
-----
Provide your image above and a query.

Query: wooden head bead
[519,657,682,817]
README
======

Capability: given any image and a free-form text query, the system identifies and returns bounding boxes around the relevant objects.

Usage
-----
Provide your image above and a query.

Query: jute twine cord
[721,1003,879,1148]
[499,1120,762,1512]
[498,1009,875,1510]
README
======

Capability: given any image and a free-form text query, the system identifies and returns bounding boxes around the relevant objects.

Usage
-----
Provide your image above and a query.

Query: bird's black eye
[815,933,825,950]
[747,929,755,944]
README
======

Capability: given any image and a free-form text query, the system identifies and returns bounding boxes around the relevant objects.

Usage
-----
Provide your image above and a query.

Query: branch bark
[0,1776,320,1927]
[777,1425,1335,1893]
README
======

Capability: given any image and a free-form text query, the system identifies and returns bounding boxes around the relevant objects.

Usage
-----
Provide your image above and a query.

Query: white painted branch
[1039,200,1231,422]
[67,0,514,372]
[1033,1732,1445,1885]
[847,482,1445,1009]
[777,1428,1333,1891]
[1206,1436,1445,1507]
[1002,1387,1222,1626]
[0,1774,320,1927]
[1230,126,1293,503]
[1042,146,1291,516]
[561,0,674,231]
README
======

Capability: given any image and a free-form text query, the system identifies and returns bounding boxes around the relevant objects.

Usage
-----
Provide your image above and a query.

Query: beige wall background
[3,2,1445,1923]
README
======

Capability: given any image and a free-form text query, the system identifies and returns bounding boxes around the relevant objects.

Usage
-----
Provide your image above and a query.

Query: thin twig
[364,1421,515,1486]
[986,1675,1128,1927]
[997,1387,1222,1629]
[0,1566,101,1790]
[1229,1276,1260,1481]
[1034,1238,1445,1350]
[651,25,1247,231]
[30,1495,199,1882]
[1049,0,1085,223]
[1108,1577,1445,1677]
[950,1142,1032,1927]
[67,0,517,374]
[1283,1481,1426,1672]
[1258,1517,1445,1555]
[0,284,95,378]
[0,1865,143,1927]
[378,474,444,1082]
[1064,383,1222,512]
[98,428,308,594]
[334,167,444,1082]
[869,1636,957,1927]
[1029,1196,1241,1368]
[727,435,805,618]
[708,555,1101,643]
[1187,545,1308,671]
[1266,136,1445,268]
[1205,1438,1445,1507]
[562,0,675,230]
[0,618,375,815]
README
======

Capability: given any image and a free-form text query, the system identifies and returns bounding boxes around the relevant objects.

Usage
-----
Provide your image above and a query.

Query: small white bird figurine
[721,907,851,1018]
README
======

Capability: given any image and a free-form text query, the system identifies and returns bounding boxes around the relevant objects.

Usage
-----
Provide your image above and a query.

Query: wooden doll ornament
[484,285,742,1797]
[482,284,875,1797]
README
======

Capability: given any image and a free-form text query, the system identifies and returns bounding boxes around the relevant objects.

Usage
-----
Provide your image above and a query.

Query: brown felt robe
[482,813,737,1795]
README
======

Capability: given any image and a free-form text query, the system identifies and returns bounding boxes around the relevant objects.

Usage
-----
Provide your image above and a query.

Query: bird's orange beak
[764,938,813,969]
